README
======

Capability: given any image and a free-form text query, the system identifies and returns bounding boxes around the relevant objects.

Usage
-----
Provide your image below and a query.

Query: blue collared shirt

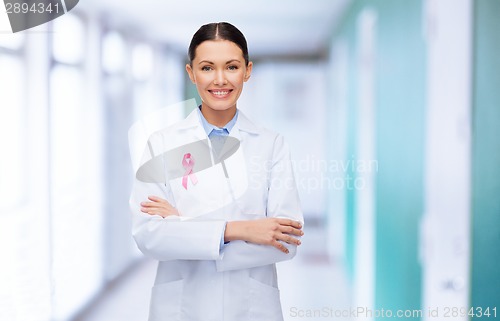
[197,106,238,250]
[198,106,239,138]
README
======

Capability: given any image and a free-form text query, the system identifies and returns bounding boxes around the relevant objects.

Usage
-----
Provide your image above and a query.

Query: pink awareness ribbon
[182,153,198,189]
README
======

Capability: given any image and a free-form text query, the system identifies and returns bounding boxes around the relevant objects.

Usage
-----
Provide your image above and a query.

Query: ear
[186,64,196,84]
[243,61,253,82]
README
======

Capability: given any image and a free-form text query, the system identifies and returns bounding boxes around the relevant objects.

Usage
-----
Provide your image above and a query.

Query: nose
[213,70,227,86]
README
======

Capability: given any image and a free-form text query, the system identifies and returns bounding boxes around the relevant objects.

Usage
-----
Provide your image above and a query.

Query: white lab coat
[130,108,303,321]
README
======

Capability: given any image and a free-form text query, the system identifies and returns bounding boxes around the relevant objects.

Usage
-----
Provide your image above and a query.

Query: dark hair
[188,22,249,66]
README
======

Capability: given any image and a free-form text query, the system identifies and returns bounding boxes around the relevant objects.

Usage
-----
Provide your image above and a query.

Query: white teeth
[212,91,229,96]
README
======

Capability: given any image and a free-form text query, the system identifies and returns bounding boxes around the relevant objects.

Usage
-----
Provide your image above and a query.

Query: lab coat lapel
[222,111,260,204]
[231,110,260,140]
[177,108,208,143]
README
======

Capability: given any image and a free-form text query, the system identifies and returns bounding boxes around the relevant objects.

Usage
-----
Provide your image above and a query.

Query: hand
[225,218,303,253]
[141,196,179,218]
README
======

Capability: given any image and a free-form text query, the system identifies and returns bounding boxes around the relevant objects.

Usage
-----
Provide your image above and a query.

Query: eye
[201,66,212,71]
[227,65,238,71]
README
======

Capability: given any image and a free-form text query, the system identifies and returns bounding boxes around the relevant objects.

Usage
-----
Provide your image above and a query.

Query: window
[132,42,153,81]
[0,31,52,321]
[0,33,24,50]
[102,31,126,74]
[0,54,25,211]
[52,13,85,64]
[50,13,104,321]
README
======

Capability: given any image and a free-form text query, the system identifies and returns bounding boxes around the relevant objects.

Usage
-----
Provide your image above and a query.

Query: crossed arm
[141,195,303,254]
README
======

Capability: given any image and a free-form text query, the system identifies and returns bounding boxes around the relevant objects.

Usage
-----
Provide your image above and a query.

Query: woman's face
[186,40,252,114]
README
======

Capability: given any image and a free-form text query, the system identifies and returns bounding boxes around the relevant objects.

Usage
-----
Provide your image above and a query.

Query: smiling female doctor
[130,22,304,321]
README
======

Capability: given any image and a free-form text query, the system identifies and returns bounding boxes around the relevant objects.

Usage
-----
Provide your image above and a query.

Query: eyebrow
[198,59,242,65]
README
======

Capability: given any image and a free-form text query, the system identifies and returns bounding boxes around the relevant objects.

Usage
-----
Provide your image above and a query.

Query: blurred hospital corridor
[1,0,500,321]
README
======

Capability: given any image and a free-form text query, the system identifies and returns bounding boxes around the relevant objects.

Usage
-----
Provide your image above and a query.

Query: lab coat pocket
[248,277,284,321]
[149,279,184,321]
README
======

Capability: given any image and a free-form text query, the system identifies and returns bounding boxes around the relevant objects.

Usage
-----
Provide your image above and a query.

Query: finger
[148,195,170,204]
[141,205,179,216]
[141,201,158,207]
[144,204,172,212]
[279,225,304,237]
[142,207,164,214]
[276,218,302,229]
[141,207,172,217]
[141,204,166,211]
[141,207,159,215]
[284,236,301,246]
[272,240,289,254]
[141,201,175,212]
[141,204,171,214]
[280,234,301,246]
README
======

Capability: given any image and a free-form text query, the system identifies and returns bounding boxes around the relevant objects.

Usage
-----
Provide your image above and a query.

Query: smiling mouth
[208,89,233,98]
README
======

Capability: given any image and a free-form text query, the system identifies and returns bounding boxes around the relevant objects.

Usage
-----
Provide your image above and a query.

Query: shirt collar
[197,105,239,137]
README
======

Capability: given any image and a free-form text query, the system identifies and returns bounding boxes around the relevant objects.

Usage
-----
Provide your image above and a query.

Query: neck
[200,103,237,127]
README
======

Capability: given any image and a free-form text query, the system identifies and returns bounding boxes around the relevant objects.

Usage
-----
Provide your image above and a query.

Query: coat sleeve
[130,135,226,261]
[215,134,304,272]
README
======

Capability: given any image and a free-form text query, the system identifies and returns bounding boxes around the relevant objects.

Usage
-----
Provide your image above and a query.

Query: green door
[470,0,500,315]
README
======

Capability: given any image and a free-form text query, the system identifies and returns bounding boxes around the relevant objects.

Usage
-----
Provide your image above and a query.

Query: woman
[130,22,303,321]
